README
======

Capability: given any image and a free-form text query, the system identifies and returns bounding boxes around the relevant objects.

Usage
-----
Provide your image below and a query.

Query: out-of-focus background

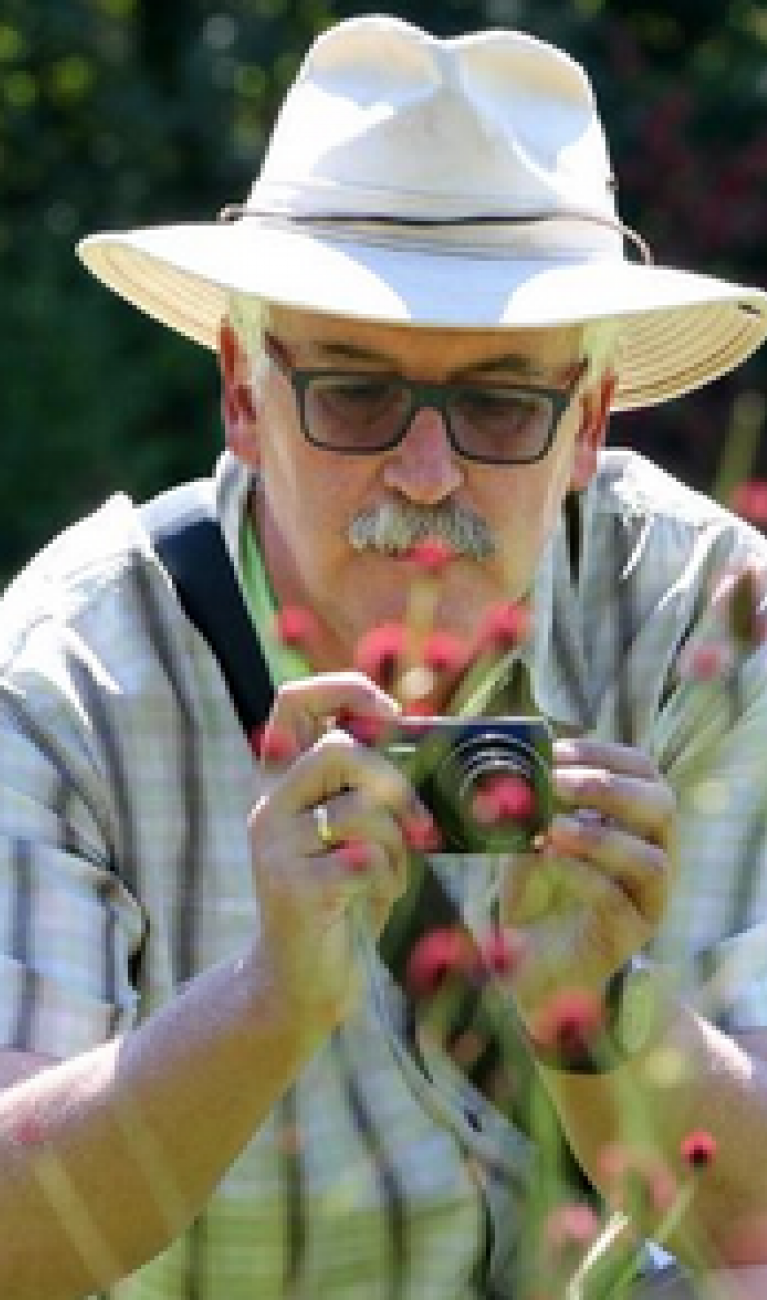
[2,0,766,586]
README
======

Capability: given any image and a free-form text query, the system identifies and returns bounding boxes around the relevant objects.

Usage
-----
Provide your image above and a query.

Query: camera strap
[142,480,274,736]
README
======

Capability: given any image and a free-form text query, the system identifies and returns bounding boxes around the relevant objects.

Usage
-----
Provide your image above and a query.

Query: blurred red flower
[680,1129,717,1170]
[405,926,473,998]
[401,698,438,718]
[338,838,372,874]
[475,926,528,980]
[336,706,390,746]
[472,774,536,825]
[250,722,299,764]
[474,601,531,658]
[405,538,456,572]
[543,1201,601,1255]
[354,622,406,689]
[422,630,468,676]
[730,479,767,526]
[274,604,321,650]
[401,809,442,852]
[530,987,605,1066]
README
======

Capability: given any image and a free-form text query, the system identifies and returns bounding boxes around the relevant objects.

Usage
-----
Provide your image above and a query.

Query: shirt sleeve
[0,631,146,1059]
[652,614,767,1033]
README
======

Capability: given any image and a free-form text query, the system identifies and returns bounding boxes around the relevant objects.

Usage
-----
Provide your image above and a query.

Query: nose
[382,407,464,505]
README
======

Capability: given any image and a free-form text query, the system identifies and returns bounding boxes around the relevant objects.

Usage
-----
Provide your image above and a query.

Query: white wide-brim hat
[78,15,767,411]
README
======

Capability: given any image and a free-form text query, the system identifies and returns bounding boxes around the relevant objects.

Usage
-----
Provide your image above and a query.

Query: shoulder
[1,493,152,653]
[585,448,767,577]
[0,482,222,733]
[591,448,734,527]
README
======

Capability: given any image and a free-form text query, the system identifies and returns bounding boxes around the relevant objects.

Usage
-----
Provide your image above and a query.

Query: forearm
[541,997,767,1267]
[0,944,309,1300]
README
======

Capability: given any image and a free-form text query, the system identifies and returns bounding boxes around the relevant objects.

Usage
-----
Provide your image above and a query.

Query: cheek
[265,449,362,564]
[487,459,572,581]
[529,430,579,532]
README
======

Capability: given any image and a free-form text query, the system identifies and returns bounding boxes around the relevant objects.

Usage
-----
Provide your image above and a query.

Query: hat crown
[76,14,767,405]
[251,16,619,244]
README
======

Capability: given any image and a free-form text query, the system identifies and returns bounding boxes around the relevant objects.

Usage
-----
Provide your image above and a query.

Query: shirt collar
[214,449,587,729]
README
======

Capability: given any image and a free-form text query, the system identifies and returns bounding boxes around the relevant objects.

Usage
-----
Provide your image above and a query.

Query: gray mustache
[348,501,496,559]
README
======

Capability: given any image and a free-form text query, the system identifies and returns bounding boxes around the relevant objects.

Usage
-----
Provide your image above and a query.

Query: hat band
[216,204,653,265]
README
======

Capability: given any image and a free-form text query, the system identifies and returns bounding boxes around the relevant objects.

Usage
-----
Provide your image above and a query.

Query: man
[2,13,767,1299]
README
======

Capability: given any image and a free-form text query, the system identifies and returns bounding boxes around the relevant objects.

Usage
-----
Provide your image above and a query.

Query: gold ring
[313,803,335,848]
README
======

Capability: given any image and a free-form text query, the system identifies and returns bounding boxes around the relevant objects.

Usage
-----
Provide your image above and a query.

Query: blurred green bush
[2,0,767,583]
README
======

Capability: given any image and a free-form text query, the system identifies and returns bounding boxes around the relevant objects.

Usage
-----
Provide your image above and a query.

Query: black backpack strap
[141,480,274,737]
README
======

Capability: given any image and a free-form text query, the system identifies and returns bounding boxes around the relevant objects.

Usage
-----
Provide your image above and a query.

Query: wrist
[243,937,351,1056]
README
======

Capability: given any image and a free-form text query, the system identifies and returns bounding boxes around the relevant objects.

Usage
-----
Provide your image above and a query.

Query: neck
[250,489,354,673]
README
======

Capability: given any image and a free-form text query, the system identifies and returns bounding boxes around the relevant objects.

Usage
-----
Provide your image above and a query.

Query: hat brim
[77,218,767,410]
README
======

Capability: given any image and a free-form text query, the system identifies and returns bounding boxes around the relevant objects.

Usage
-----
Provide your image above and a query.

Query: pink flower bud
[401,809,442,852]
[530,987,605,1065]
[274,605,321,650]
[405,539,456,573]
[543,1202,601,1254]
[354,622,406,689]
[680,1129,717,1170]
[335,707,390,746]
[422,630,467,675]
[475,926,528,979]
[250,723,299,764]
[730,479,767,526]
[471,775,536,825]
[338,838,372,874]
[405,926,472,998]
[474,601,532,658]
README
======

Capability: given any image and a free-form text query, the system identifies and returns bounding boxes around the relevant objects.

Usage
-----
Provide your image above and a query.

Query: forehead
[265,303,586,375]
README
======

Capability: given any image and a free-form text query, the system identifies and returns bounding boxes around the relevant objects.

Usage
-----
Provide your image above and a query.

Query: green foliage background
[3,0,767,584]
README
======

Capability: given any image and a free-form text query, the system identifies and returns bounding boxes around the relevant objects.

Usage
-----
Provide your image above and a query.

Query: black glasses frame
[264,333,587,465]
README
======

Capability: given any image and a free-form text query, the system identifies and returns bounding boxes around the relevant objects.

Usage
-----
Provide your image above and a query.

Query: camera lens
[429,724,551,851]
[385,717,552,852]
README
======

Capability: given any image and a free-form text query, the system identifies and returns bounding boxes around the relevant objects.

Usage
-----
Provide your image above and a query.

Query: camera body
[385,715,553,853]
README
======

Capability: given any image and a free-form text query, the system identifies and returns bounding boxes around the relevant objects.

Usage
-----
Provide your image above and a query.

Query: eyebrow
[311,340,575,383]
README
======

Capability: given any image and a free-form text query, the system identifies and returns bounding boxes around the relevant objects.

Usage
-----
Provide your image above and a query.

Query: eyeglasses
[264,334,587,465]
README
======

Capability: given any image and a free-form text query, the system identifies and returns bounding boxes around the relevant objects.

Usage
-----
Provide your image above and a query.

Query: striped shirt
[2,447,767,1298]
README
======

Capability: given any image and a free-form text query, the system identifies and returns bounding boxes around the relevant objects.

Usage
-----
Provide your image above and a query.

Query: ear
[569,370,616,491]
[218,318,260,467]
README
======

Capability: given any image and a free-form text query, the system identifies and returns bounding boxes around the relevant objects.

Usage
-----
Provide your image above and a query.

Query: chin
[349,573,497,640]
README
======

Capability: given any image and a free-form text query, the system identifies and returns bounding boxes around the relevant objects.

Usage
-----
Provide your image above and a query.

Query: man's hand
[249,673,429,1037]
[502,736,677,1022]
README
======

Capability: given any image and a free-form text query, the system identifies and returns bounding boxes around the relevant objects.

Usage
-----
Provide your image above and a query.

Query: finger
[546,812,669,919]
[252,821,396,929]
[554,766,676,846]
[266,672,401,755]
[312,840,395,914]
[301,791,409,882]
[554,737,659,779]
[259,729,430,833]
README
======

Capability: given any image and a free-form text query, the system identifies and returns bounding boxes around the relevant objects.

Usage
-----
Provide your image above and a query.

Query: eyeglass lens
[303,375,557,462]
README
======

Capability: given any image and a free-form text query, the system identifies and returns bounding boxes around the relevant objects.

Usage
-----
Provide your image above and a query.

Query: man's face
[223,305,609,676]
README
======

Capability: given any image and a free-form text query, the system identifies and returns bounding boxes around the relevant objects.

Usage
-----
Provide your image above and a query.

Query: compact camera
[385,715,553,853]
